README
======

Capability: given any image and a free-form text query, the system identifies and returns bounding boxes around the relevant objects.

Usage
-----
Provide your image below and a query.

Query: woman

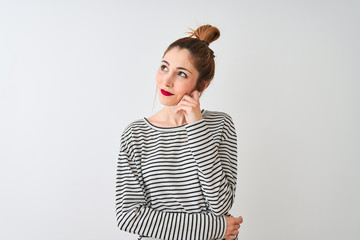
[116,25,243,240]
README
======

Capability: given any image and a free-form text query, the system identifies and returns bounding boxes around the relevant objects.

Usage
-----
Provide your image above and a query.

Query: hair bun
[187,24,220,45]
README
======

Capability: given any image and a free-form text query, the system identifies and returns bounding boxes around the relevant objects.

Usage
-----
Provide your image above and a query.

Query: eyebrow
[161,60,193,74]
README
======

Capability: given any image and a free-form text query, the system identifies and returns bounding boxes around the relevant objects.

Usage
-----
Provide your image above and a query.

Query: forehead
[163,47,195,70]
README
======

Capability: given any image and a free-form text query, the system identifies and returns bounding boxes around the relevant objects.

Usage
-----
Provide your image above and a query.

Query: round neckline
[143,109,206,132]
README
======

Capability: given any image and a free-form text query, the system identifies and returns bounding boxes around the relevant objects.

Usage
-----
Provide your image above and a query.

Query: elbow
[115,210,133,233]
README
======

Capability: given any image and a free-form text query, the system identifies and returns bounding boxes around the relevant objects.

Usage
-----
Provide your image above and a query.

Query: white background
[1,0,359,239]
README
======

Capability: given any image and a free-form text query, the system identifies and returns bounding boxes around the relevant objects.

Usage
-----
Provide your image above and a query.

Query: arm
[185,115,237,216]
[115,134,227,240]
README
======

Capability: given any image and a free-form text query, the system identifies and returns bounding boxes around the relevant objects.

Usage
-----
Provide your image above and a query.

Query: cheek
[176,82,193,94]
[185,79,197,92]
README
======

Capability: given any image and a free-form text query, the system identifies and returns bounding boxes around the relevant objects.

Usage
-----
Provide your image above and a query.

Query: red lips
[161,89,174,96]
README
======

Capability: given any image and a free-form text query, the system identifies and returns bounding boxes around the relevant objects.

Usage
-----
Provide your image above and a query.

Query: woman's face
[155,47,199,106]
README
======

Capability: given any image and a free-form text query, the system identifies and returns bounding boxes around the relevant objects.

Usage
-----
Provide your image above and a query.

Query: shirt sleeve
[185,115,237,216]
[115,133,227,240]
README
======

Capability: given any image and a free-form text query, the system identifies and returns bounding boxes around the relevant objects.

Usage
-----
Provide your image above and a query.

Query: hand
[223,216,243,240]
[175,90,202,124]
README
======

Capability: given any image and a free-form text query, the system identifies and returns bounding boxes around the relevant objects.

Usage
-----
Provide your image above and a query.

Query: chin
[158,95,178,106]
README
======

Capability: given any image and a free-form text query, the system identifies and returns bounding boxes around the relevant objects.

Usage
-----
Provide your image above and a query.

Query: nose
[164,74,174,88]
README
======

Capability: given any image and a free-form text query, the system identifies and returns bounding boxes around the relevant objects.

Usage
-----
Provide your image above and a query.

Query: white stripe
[116,110,237,240]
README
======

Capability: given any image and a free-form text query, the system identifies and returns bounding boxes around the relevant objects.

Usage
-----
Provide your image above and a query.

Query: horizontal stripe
[116,110,237,240]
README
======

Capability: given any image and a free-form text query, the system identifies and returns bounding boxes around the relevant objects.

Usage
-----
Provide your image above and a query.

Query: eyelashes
[178,71,188,78]
[160,64,188,78]
[160,65,168,71]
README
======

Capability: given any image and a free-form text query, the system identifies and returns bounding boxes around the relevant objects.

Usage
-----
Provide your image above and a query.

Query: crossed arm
[115,115,238,240]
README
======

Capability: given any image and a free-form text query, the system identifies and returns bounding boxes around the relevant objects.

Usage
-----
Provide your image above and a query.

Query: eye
[160,65,168,71]
[178,71,188,78]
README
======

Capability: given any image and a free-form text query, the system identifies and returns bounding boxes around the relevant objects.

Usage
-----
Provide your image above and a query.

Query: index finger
[190,90,200,101]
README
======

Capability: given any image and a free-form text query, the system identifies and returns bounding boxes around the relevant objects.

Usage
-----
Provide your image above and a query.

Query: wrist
[186,117,203,126]
[186,111,203,124]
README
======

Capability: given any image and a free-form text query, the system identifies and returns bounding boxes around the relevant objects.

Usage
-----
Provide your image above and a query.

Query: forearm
[116,146,227,240]
[116,204,226,240]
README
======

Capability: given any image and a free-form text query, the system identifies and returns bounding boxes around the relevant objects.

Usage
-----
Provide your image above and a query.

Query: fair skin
[148,47,243,239]
[148,47,203,127]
